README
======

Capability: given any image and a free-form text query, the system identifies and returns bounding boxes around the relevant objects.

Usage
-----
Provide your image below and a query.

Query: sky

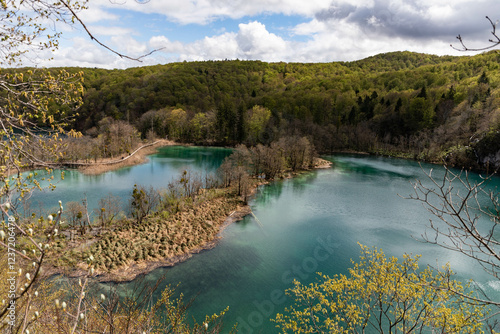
[37,0,500,68]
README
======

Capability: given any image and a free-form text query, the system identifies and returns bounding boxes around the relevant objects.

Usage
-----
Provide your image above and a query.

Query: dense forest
[59,51,500,171]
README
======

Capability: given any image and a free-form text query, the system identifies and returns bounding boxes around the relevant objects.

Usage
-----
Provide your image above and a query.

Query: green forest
[57,50,500,171]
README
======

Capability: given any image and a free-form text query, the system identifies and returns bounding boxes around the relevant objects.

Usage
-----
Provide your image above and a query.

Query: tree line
[42,51,497,171]
[10,51,498,170]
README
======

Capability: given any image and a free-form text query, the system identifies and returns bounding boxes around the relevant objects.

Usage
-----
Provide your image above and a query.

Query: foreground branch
[452,16,500,51]
[60,0,164,62]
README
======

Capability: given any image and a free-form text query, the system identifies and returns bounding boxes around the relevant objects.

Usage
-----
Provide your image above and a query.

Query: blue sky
[40,0,500,68]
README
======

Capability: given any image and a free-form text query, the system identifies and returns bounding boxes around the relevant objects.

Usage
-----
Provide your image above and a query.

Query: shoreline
[45,199,252,283]
[6,139,177,178]
[43,153,333,283]
[89,160,332,283]
[95,205,253,283]
[77,139,176,175]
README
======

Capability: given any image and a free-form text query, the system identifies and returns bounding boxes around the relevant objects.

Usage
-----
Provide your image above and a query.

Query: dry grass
[49,188,248,282]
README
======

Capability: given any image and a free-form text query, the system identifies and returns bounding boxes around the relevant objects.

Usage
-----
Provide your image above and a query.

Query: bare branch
[60,0,164,62]
[407,165,500,301]
[452,16,500,51]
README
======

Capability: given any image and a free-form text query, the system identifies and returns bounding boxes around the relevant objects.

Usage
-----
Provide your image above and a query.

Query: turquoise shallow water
[33,148,500,333]
[26,146,232,214]
[117,153,499,333]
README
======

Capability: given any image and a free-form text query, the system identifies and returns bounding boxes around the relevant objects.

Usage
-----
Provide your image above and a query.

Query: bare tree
[65,201,85,227]
[278,135,315,171]
[409,167,500,309]
[96,193,122,233]
[97,118,141,158]
[178,169,203,198]
[263,142,286,180]
[129,184,160,225]
[218,158,235,188]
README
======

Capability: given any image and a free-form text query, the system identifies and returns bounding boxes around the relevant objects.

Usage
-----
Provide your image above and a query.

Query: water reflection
[154,146,233,172]
[332,154,422,180]
[291,171,318,194]
[253,181,284,206]
[113,166,133,176]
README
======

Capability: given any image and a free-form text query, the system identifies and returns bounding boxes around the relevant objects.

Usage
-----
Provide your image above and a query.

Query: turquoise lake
[37,146,500,333]
[28,145,233,214]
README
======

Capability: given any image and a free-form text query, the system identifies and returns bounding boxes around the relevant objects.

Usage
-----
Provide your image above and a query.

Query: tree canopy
[275,245,489,333]
[56,50,500,171]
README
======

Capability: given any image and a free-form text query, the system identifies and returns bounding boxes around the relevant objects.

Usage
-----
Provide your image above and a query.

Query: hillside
[64,51,500,171]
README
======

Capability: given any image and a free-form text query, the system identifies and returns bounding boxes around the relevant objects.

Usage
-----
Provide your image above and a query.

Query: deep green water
[35,147,500,333]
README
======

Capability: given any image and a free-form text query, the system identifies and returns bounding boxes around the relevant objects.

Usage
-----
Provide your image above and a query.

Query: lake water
[27,145,233,214]
[135,154,499,333]
[37,147,500,333]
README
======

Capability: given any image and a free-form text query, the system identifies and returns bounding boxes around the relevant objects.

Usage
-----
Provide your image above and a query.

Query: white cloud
[94,0,335,25]
[46,37,117,67]
[149,36,185,54]
[111,35,149,55]
[148,21,288,62]
[236,22,288,60]
[37,36,156,69]
[88,26,134,36]
[32,0,500,68]
[79,6,120,24]
[426,5,455,20]
[293,19,326,36]
[195,33,239,59]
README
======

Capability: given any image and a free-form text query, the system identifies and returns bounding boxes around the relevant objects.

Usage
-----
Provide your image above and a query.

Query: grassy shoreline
[45,189,251,282]
[39,145,332,282]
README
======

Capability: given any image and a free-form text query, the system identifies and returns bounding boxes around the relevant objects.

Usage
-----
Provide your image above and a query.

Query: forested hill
[70,51,500,171]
